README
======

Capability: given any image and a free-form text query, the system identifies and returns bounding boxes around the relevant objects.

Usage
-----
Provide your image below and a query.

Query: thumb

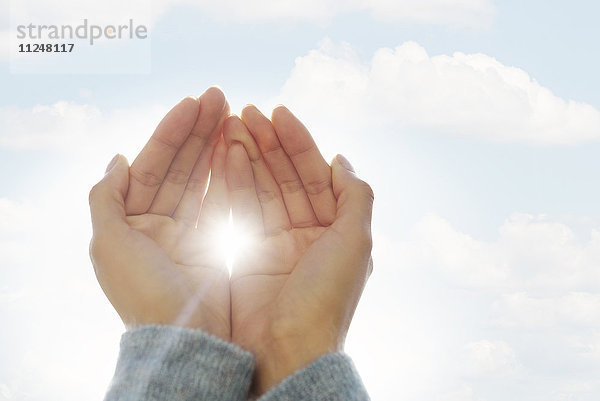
[89,154,130,233]
[331,154,374,245]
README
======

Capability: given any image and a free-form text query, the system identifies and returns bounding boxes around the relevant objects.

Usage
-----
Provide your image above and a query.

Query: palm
[123,213,230,332]
[231,226,326,350]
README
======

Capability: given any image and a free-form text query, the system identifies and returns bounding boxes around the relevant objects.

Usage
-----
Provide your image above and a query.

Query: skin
[89,87,232,340]
[89,93,374,395]
[224,105,374,394]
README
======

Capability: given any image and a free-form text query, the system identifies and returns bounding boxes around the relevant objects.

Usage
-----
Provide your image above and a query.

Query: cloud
[492,292,600,329]
[347,213,600,399]
[277,40,600,145]
[394,213,600,291]
[8,1,165,27]
[0,188,123,401]
[0,101,165,158]
[460,340,521,377]
[1,0,494,62]
[0,198,37,236]
[437,385,485,401]
[363,0,494,27]
[5,0,494,28]
[192,0,495,27]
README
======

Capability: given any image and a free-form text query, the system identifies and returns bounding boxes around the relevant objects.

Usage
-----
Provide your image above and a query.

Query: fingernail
[105,154,119,173]
[336,154,355,172]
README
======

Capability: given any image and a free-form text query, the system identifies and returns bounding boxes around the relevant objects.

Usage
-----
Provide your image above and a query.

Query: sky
[1,0,600,400]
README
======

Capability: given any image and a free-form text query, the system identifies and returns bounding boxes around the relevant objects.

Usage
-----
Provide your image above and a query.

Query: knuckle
[88,235,104,260]
[150,131,180,152]
[88,183,102,205]
[359,180,374,200]
[359,232,373,253]
[256,188,278,203]
[165,166,189,185]
[260,137,283,155]
[304,177,331,196]
[130,166,162,188]
[279,178,304,195]
[186,177,208,193]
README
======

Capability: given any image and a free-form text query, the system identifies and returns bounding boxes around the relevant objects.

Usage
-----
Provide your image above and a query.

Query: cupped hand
[223,105,374,393]
[88,87,232,340]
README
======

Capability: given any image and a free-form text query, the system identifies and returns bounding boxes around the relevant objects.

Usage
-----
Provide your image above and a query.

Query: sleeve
[104,325,254,401]
[257,353,370,401]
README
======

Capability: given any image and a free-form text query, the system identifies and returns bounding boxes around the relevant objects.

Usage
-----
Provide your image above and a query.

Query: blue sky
[1,1,600,400]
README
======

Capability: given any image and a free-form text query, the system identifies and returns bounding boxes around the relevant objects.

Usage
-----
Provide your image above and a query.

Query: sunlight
[215,211,252,276]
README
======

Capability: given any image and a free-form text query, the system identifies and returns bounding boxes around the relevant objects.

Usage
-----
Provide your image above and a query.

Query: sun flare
[215,212,253,276]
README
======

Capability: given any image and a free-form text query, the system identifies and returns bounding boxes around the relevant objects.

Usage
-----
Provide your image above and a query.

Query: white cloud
[399,213,600,291]
[0,198,37,236]
[0,0,494,62]
[348,213,600,399]
[0,187,123,401]
[460,340,520,377]
[492,292,600,329]
[5,0,494,28]
[190,0,494,27]
[9,1,165,27]
[0,101,165,159]
[437,385,485,401]
[277,40,600,145]
[361,0,494,28]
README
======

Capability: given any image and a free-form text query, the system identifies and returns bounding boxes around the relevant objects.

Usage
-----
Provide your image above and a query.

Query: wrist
[253,329,340,394]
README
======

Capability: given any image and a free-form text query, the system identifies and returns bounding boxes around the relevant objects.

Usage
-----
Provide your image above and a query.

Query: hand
[223,105,374,393]
[88,87,232,340]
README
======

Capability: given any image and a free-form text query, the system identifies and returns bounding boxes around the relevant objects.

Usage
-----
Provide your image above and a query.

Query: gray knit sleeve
[257,353,370,401]
[104,325,254,401]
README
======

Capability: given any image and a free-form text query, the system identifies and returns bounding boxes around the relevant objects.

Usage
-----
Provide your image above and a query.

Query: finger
[196,139,229,231]
[226,142,263,238]
[89,154,130,235]
[330,154,374,249]
[271,105,337,226]
[125,96,200,215]
[240,105,318,228]
[173,97,231,226]
[149,87,228,216]
[296,155,373,284]
[223,115,291,235]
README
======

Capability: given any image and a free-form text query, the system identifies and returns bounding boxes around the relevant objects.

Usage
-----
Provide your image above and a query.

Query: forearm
[104,325,254,401]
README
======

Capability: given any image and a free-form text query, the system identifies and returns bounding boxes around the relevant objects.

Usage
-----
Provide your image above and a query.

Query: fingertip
[334,154,355,172]
[241,104,261,120]
[224,114,242,128]
[201,86,226,109]
[105,154,119,174]
[164,96,200,130]
[180,95,200,109]
[223,116,236,142]
[223,115,247,145]
[271,104,290,121]
[94,154,130,211]
[105,153,129,174]
[222,100,231,116]
[207,84,224,92]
